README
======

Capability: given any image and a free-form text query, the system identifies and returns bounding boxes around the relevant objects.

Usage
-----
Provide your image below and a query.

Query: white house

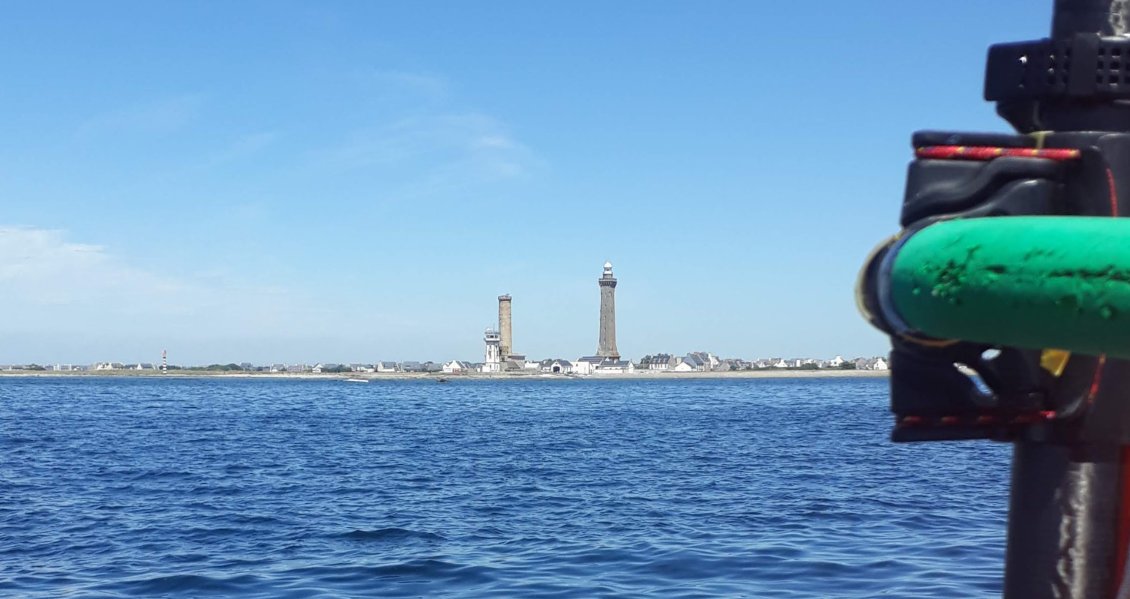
[595,359,635,374]
[443,360,473,374]
[645,354,676,370]
[675,353,709,372]
[548,360,573,374]
[573,356,604,375]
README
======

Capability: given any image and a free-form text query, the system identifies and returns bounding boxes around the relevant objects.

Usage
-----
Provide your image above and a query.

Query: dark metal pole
[997,0,1130,132]
[1000,6,1130,597]
[1004,444,1122,597]
[1051,0,1130,37]
[857,0,1130,594]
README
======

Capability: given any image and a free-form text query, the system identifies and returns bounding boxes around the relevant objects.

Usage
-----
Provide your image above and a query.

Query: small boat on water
[436,378,449,383]
[343,379,369,384]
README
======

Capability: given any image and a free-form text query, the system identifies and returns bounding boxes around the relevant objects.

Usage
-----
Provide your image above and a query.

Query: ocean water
[0,376,1010,598]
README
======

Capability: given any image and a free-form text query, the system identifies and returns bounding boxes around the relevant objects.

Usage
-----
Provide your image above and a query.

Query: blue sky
[0,1,1050,365]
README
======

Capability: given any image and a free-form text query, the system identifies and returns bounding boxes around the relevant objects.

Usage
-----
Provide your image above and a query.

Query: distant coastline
[0,369,888,380]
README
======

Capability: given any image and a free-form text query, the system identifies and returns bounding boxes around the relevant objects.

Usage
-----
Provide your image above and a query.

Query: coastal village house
[672,352,720,372]
[640,354,677,371]
[672,359,697,373]
[674,353,707,372]
[538,359,572,374]
[633,355,745,372]
[23,354,894,377]
[393,361,442,373]
[594,359,635,374]
[572,356,603,376]
[442,360,474,374]
[568,356,636,374]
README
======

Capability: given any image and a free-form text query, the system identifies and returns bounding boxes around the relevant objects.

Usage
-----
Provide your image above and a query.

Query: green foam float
[890,216,1130,358]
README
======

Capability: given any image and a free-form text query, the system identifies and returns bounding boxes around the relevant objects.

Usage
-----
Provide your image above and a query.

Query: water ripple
[0,376,1008,597]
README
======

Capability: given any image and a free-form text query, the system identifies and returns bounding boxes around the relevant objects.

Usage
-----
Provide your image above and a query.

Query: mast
[855,1,1130,596]
[1001,4,1130,597]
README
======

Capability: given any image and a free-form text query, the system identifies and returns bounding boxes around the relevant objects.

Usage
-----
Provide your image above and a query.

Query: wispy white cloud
[0,226,168,307]
[0,226,333,352]
[74,94,205,139]
[314,112,535,187]
[300,67,538,193]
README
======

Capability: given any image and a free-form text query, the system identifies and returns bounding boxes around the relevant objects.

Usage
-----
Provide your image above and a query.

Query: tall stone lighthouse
[498,294,513,359]
[597,261,620,360]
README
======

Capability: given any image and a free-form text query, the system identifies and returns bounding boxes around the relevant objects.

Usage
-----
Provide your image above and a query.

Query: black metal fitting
[865,3,1130,597]
[868,127,1130,444]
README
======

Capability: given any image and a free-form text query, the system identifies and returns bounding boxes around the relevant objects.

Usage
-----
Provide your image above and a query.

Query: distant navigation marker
[597,262,620,360]
[161,349,168,375]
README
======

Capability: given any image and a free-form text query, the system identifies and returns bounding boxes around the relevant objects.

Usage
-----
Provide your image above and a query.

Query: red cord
[915,145,1081,161]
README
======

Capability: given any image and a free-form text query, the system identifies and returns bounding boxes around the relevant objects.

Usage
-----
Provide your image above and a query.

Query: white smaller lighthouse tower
[482,328,501,373]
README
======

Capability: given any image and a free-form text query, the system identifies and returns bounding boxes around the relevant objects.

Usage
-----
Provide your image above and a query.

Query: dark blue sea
[0,376,1010,597]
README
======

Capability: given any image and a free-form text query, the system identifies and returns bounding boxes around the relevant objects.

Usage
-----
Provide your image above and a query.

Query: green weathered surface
[891,216,1130,358]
